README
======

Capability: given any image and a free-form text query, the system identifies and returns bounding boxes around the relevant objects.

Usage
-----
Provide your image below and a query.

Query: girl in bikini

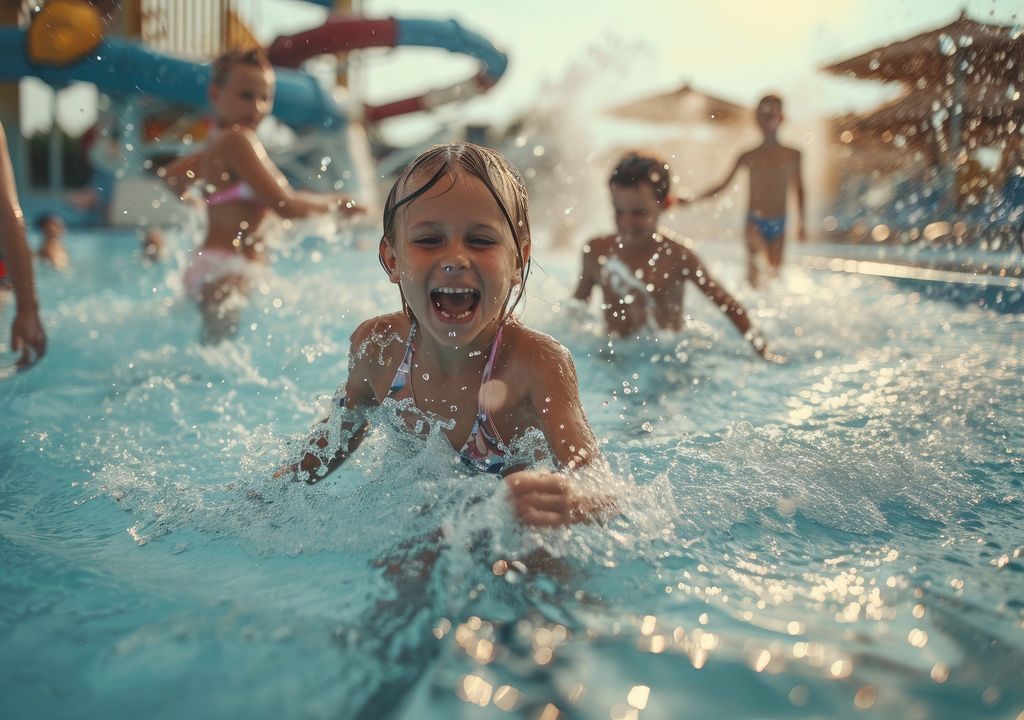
[286,143,608,527]
[161,49,363,344]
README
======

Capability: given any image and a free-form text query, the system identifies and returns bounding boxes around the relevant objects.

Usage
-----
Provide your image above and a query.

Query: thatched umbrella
[825,11,1023,211]
[839,83,1024,140]
[823,10,1024,87]
[605,82,746,126]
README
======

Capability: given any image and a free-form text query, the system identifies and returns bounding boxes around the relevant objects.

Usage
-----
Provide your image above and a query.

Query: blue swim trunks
[747,212,786,243]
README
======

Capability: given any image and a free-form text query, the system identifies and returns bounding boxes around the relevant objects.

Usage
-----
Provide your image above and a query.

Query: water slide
[268,17,508,123]
[0,17,508,128]
[0,4,508,224]
[0,28,346,130]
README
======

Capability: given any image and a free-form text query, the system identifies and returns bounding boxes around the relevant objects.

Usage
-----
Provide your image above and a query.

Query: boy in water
[574,152,779,361]
[34,213,69,269]
[683,94,806,287]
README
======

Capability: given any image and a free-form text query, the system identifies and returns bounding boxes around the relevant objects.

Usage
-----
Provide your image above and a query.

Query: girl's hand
[12,307,46,368]
[505,470,583,527]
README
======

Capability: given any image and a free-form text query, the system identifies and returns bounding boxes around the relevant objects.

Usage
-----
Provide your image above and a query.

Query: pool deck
[799,243,1023,312]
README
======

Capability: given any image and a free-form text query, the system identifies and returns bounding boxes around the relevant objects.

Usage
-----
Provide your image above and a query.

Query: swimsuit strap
[476,323,504,414]
[388,320,418,394]
[460,323,507,473]
[204,181,255,206]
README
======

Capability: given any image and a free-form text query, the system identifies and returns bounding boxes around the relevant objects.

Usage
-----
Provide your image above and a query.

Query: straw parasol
[605,82,747,126]
[824,10,1024,212]
[839,84,1024,134]
[823,10,1024,87]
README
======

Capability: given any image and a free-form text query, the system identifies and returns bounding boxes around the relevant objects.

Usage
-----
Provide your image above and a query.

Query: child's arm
[219,127,361,219]
[572,240,599,302]
[504,334,613,526]
[685,154,746,204]
[158,152,203,196]
[685,253,782,362]
[0,123,45,367]
[280,320,381,483]
[793,150,807,242]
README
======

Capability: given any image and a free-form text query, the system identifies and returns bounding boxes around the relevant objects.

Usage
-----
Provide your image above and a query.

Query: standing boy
[574,152,780,361]
[684,94,806,287]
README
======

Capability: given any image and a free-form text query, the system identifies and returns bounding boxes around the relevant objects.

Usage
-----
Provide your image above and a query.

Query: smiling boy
[574,152,779,360]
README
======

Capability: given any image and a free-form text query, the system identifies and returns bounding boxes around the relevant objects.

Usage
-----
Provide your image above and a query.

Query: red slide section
[268,18,398,68]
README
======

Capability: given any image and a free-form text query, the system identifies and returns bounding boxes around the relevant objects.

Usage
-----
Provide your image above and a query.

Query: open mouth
[431,287,480,321]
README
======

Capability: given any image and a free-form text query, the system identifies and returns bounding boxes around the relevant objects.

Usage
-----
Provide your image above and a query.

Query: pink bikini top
[204,181,257,206]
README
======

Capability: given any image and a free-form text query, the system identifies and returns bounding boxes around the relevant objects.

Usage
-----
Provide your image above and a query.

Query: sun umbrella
[605,82,747,126]
[840,83,1024,134]
[823,10,1024,86]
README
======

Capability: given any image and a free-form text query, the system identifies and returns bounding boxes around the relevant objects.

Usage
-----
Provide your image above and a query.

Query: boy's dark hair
[757,94,783,112]
[210,48,273,87]
[609,152,672,204]
[380,142,532,319]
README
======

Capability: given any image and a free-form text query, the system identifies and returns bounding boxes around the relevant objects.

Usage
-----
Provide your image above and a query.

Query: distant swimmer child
[683,94,806,287]
[283,143,610,527]
[574,151,781,361]
[34,213,69,270]
[161,48,364,344]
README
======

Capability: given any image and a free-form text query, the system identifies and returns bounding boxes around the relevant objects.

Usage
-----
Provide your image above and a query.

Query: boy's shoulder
[582,234,617,255]
[657,228,696,254]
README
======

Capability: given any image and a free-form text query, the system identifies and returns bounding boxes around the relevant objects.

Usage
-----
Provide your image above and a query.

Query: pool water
[1,227,1022,719]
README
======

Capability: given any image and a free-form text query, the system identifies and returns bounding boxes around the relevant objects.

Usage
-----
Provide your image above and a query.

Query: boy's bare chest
[598,246,683,290]
[747,149,793,176]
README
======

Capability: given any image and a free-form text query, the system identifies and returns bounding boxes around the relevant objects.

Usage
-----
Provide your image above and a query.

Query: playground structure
[0,0,508,227]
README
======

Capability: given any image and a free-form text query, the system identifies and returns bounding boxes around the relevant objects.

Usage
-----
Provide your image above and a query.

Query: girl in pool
[288,143,607,527]
[162,48,363,344]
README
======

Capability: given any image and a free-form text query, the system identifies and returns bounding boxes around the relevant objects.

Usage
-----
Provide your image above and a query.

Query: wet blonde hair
[380,142,532,317]
[210,48,273,87]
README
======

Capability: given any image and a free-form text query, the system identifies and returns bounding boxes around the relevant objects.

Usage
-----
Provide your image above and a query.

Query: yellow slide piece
[225,8,261,51]
[27,0,103,66]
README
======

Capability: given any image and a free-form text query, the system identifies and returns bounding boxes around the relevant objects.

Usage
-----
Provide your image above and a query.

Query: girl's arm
[158,152,203,196]
[282,320,382,483]
[219,127,362,219]
[504,333,612,526]
[0,123,46,367]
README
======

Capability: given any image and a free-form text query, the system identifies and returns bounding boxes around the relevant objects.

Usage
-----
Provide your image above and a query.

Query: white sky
[18,0,1023,138]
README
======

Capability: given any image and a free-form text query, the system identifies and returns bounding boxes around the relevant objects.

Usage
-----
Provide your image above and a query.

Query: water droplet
[641,422,653,432]
[938,33,956,57]
[422,373,430,381]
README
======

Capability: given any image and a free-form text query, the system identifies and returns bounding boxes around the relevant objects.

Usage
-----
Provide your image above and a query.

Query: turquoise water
[1,229,1022,719]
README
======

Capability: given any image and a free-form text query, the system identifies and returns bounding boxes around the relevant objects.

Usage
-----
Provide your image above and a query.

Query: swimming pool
[1,227,1022,719]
